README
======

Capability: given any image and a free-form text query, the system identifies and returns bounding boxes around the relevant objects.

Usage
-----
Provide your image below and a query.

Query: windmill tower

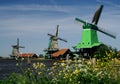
[10,38,25,58]
[74,5,116,57]
[44,25,67,57]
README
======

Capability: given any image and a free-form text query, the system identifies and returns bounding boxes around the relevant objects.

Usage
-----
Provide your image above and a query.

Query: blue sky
[0,0,120,57]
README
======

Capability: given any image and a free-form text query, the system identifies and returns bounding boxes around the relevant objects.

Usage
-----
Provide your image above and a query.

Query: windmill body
[74,5,116,57]
[76,28,102,49]
[12,45,20,57]
[48,36,59,51]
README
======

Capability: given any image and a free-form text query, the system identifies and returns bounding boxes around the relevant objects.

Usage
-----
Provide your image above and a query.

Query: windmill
[74,5,116,57]
[10,38,25,58]
[44,25,67,57]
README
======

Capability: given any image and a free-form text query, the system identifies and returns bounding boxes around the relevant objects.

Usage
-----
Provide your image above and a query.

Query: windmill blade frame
[75,18,86,24]
[55,25,59,36]
[57,37,67,42]
[19,46,25,48]
[97,27,116,39]
[48,33,56,37]
[17,38,19,47]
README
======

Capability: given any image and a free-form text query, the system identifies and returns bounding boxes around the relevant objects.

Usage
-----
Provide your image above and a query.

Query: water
[0,59,55,80]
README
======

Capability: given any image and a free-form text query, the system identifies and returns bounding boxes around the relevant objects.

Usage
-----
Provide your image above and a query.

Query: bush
[94,45,118,59]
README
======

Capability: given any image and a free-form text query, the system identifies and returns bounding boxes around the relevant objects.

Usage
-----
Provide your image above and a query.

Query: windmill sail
[92,5,103,25]
[48,25,59,37]
[76,5,104,26]
[17,38,25,48]
[17,38,19,47]
[55,25,59,36]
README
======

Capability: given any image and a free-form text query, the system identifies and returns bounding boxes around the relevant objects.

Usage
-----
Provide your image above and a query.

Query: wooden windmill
[44,25,67,57]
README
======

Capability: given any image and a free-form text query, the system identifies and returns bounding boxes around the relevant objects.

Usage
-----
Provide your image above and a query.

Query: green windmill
[74,5,116,57]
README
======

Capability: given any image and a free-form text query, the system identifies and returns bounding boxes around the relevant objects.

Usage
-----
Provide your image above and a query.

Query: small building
[118,51,120,57]
[51,48,74,59]
[19,53,38,58]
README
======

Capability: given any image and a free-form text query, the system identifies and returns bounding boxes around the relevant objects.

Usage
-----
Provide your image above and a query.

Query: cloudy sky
[0,0,120,57]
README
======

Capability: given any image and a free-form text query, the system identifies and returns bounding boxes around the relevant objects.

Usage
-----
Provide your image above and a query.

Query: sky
[0,0,120,57]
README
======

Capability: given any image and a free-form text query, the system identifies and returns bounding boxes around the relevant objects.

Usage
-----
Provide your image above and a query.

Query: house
[19,53,38,58]
[51,48,74,59]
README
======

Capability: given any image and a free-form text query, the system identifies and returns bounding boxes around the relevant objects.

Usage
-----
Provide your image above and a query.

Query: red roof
[51,49,68,57]
[118,51,120,56]
[19,53,35,57]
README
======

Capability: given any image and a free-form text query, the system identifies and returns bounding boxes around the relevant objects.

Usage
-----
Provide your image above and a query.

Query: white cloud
[0,5,78,14]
